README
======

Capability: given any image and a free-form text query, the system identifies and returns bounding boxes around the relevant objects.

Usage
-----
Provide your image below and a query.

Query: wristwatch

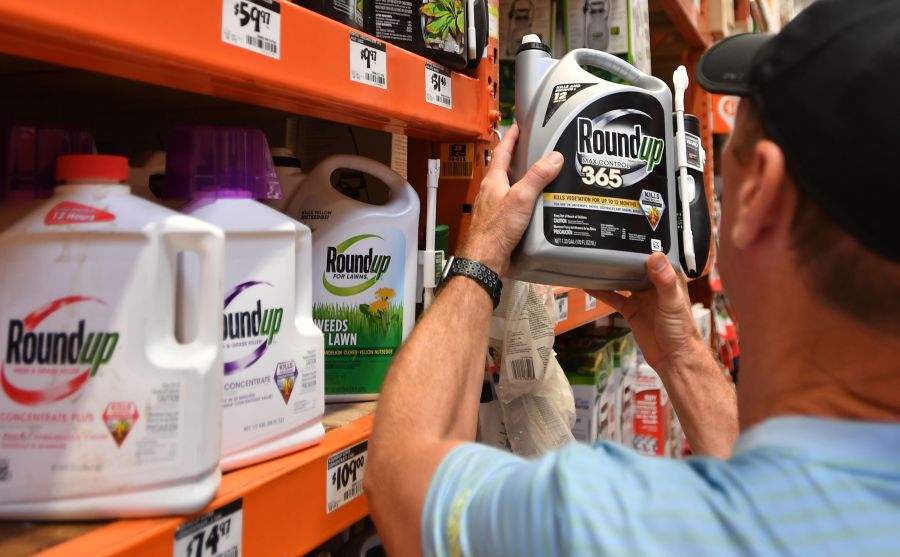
[438,256,503,309]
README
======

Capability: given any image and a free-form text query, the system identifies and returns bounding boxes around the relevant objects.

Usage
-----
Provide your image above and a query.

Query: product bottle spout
[514,35,552,127]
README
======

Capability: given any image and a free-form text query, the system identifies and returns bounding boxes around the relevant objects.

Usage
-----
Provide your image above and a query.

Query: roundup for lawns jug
[290,155,419,401]
[165,126,325,471]
[0,124,96,231]
[0,154,225,519]
[508,34,681,290]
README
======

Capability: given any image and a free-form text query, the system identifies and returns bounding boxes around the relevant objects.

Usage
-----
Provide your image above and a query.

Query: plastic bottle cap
[163,126,282,200]
[56,154,128,182]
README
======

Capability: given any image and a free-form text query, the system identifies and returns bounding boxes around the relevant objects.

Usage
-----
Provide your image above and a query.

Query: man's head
[697,0,900,333]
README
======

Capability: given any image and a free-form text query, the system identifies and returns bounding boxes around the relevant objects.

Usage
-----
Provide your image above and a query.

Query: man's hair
[731,104,900,331]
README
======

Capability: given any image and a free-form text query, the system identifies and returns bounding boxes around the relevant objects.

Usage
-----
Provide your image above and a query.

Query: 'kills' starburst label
[543,91,671,255]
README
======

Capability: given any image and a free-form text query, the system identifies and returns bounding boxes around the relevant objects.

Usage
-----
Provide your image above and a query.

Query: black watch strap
[439,256,502,309]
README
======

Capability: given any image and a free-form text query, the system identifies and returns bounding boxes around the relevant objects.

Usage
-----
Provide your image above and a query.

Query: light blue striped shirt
[423,417,900,556]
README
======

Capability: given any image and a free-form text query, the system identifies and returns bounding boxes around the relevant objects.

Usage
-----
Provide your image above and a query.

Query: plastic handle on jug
[570,49,665,93]
[294,224,314,318]
[159,223,225,368]
[314,154,412,202]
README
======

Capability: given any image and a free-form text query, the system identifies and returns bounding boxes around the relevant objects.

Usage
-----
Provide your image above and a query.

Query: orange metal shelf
[553,287,615,335]
[22,412,373,557]
[0,0,493,141]
[659,0,713,48]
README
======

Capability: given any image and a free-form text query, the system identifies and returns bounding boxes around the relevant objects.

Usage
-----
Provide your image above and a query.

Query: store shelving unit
[0,0,715,553]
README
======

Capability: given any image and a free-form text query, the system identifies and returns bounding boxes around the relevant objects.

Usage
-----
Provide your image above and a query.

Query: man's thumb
[647,253,682,310]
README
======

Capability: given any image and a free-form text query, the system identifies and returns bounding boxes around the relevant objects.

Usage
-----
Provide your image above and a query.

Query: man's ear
[730,140,792,250]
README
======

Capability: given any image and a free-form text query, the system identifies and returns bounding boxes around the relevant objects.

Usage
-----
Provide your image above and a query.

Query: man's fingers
[586,289,629,314]
[646,253,684,312]
[513,151,564,200]
[486,123,519,178]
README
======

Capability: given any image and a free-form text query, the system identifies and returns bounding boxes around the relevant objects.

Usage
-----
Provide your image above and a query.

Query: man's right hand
[588,252,707,375]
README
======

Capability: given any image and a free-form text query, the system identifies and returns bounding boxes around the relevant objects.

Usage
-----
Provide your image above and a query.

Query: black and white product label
[425,61,452,108]
[543,92,671,255]
[555,291,569,322]
[326,440,368,513]
[543,83,597,126]
[685,131,703,171]
[585,293,597,311]
[350,33,388,89]
[222,0,281,59]
[174,499,243,557]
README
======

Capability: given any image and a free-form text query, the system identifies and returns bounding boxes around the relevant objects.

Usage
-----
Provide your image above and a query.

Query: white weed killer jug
[0,155,225,519]
[508,35,681,290]
[265,147,306,212]
[0,124,95,231]
[290,155,419,401]
[164,126,325,471]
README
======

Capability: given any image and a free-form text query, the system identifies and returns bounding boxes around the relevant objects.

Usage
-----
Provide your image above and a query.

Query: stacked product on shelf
[0,124,96,231]
[295,0,488,70]
[0,154,226,519]
[163,126,326,471]
[291,155,419,401]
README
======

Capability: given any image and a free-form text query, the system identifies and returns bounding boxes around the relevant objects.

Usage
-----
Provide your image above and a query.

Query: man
[365,0,900,554]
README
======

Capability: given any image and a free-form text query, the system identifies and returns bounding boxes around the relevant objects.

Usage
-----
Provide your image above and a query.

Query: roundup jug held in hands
[508,35,709,289]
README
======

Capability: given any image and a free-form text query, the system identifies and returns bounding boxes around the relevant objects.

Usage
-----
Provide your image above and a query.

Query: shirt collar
[733,416,900,468]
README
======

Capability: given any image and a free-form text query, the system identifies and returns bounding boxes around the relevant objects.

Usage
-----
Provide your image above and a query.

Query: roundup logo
[223,281,284,375]
[2,296,118,406]
[323,234,391,296]
[576,109,665,187]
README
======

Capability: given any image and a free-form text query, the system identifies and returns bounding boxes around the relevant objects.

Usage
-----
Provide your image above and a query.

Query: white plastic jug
[290,155,419,401]
[165,126,325,471]
[0,155,225,519]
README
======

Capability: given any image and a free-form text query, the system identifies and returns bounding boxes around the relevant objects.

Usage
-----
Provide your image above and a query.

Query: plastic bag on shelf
[487,280,575,458]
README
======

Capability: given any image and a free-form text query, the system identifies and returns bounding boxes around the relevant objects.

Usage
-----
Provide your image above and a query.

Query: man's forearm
[375,276,492,442]
[657,341,738,458]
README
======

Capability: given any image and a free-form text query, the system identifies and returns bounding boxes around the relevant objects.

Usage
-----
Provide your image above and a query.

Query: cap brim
[696,33,773,95]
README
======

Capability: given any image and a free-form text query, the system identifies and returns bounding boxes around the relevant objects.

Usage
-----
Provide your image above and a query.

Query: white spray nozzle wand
[422,159,442,311]
[673,65,696,273]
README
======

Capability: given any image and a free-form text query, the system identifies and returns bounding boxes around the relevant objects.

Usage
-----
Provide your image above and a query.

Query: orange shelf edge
[553,287,615,335]
[660,0,713,48]
[0,0,492,141]
[36,414,374,557]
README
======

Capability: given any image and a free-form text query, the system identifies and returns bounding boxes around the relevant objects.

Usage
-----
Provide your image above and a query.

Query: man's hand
[590,254,738,457]
[458,123,564,275]
[588,253,705,374]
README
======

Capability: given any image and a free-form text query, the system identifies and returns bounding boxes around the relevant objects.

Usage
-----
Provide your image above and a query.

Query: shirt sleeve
[421,440,773,557]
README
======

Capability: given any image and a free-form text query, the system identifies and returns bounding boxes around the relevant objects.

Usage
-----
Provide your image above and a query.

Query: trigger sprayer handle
[570,49,664,92]
[312,154,411,199]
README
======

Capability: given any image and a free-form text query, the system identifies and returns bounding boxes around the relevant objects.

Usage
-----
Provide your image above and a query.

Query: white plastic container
[0,154,225,519]
[290,155,419,401]
[165,126,325,471]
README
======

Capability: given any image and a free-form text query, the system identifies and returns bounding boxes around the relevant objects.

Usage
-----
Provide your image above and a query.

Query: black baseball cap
[696,0,900,262]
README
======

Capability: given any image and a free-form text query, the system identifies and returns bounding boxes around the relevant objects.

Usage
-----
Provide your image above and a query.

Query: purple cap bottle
[163,126,282,200]
[0,124,96,200]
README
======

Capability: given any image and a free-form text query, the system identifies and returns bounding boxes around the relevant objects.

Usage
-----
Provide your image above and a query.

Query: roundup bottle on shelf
[0,124,96,231]
[0,154,225,519]
[164,126,325,471]
[289,155,419,401]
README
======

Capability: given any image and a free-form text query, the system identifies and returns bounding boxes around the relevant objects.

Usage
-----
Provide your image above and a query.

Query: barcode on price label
[585,293,597,311]
[439,143,474,179]
[425,61,452,109]
[350,33,387,89]
[221,0,280,59]
[326,440,368,514]
[174,499,243,557]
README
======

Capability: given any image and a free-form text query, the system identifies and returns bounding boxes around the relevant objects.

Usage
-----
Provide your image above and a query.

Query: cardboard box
[562,0,650,73]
